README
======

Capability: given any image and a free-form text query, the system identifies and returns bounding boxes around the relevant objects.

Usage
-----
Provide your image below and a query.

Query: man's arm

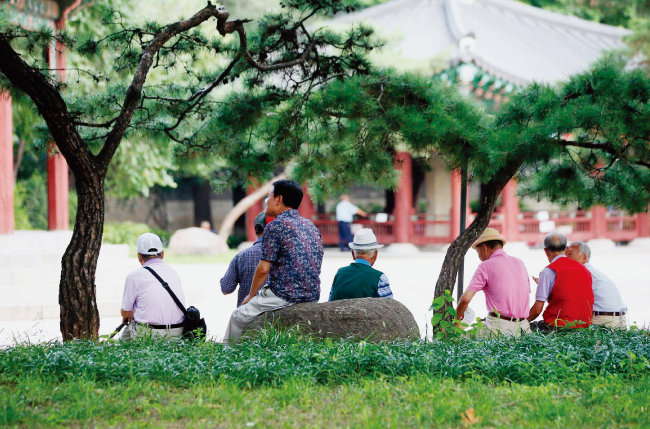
[528,300,545,322]
[356,207,368,217]
[456,290,477,322]
[120,309,133,324]
[241,260,271,305]
[377,274,393,299]
[220,255,239,295]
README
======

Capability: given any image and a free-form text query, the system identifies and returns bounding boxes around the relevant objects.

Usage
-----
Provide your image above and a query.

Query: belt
[137,322,184,330]
[488,312,525,322]
[593,311,626,316]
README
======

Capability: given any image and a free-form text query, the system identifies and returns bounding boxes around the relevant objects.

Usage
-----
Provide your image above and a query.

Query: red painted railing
[313,211,647,246]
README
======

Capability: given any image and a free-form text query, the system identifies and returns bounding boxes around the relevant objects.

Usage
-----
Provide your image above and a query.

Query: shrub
[103,222,170,246]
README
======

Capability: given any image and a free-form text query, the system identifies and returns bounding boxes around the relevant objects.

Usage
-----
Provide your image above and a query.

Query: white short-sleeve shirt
[336,200,359,222]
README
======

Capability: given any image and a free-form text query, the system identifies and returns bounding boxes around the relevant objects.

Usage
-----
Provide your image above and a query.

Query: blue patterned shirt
[220,238,263,307]
[262,209,323,303]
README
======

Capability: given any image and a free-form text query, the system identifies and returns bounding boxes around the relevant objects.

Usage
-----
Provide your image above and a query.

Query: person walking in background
[336,194,367,251]
[329,228,393,301]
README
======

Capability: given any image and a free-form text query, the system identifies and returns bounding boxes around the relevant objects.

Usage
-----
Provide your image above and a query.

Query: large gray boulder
[246,297,420,341]
[168,227,229,255]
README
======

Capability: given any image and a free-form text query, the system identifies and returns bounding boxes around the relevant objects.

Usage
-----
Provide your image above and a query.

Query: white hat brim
[349,243,384,250]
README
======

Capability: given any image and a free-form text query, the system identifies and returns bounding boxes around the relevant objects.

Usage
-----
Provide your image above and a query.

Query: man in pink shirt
[456,228,531,336]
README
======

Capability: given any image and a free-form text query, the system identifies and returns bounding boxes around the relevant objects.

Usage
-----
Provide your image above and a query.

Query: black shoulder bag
[143,266,207,341]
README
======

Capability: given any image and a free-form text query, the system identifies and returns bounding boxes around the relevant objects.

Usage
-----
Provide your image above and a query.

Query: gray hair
[353,248,377,257]
[570,241,591,261]
[544,233,567,252]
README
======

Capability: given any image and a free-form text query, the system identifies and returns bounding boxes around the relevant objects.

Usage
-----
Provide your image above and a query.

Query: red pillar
[46,23,70,231]
[636,212,649,237]
[450,169,461,241]
[245,184,264,242]
[591,206,607,238]
[501,179,521,241]
[0,91,14,234]
[449,169,471,240]
[393,152,413,243]
[298,186,316,221]
[47,143,69,230]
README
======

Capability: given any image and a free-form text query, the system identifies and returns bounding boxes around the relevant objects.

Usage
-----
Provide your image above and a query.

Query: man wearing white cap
[329,228,393,301]
[120,232,186,339]
[456,228,531,336]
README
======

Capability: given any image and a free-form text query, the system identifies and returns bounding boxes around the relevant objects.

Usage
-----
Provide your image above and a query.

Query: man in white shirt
[335,194,367,251]
[120,233,186,339]
[566,241,627,329]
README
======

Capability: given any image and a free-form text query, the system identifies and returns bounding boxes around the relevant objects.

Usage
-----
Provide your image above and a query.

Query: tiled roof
[329,0,631,85]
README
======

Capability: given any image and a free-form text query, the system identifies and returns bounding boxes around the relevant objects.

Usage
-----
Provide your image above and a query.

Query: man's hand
[120,309,133,324]
[532,276,539,284]
[241,294,254,306]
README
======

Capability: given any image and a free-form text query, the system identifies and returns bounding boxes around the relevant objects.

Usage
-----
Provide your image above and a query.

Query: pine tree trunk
[59,170,105,340]
[433,162,523,305]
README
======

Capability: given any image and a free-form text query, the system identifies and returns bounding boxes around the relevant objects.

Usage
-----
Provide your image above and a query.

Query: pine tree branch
[558,139,650,169]
[97,2,230,170]
[163,53,242,135]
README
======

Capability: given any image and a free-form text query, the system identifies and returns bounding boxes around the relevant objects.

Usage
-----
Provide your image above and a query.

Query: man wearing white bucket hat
[329,228,393,301]
[456,228,531,336]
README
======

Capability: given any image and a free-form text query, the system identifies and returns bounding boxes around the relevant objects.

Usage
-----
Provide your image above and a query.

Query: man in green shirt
[329,228,393,301]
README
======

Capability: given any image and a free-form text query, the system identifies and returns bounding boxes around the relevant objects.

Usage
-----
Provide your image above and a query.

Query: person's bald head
[543,233,567,262]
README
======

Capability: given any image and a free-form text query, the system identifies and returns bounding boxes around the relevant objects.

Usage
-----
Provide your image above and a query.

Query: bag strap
[143,266,187,316]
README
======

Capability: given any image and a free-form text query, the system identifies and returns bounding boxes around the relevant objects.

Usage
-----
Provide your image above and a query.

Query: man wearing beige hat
[329,228,393,301]
[456,228,531,336]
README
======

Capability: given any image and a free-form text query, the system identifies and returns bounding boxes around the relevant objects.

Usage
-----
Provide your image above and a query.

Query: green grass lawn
[1,328,648,428]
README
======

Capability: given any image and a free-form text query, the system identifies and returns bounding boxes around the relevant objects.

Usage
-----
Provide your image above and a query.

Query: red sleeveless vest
[543,257,594,328]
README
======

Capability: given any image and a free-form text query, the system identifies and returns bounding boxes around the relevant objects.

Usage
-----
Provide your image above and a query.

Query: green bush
[227,232,247,249]
[103,222,170,246]
[13,180,32,229]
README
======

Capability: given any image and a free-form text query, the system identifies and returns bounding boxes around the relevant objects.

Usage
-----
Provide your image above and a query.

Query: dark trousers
[338,221,353,251]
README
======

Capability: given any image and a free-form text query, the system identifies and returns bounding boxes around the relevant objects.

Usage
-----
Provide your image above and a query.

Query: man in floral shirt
[223,180,323,344]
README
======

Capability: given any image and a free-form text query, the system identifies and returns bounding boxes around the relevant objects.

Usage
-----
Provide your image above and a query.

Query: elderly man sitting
[329,228,393,301]
[566,241,627,329]
[456,228,531,336]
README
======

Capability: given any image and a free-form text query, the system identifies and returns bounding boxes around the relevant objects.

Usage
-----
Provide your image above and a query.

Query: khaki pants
[120,321,183,340]
[592,313,628,329]
[474,314,531,338]
[223,285,291,345]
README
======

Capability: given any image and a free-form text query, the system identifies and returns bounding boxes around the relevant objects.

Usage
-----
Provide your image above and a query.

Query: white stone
[167,227,229,255]
[627,238,650,249]
[382,243,420,255]
[586,238,616,250]
[237,241,255,251]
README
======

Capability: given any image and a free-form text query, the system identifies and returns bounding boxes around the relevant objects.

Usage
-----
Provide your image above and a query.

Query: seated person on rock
[329,228,393,301]
[223,180,324,345]
[455,228,531,336]
[528,233,594,331]
[220,211,271,307]
[120,233,186,340]
[566,241,627,329]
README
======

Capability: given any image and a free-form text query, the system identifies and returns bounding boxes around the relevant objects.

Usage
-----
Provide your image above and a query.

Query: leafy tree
[238,60,649,309]
[0,0,375,339]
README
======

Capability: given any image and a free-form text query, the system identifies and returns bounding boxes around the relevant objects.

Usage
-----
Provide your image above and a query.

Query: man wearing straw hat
[329,228,393,301]
[455,228,531,336]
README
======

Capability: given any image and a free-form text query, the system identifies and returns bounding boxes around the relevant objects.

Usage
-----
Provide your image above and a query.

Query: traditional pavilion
[246,0,648,245]
[1,0,85,234]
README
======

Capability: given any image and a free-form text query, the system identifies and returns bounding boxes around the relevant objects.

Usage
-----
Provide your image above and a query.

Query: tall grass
[1,327,648,388]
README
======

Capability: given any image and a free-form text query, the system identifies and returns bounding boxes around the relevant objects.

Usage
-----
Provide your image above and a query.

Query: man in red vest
[528,233,594,331]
